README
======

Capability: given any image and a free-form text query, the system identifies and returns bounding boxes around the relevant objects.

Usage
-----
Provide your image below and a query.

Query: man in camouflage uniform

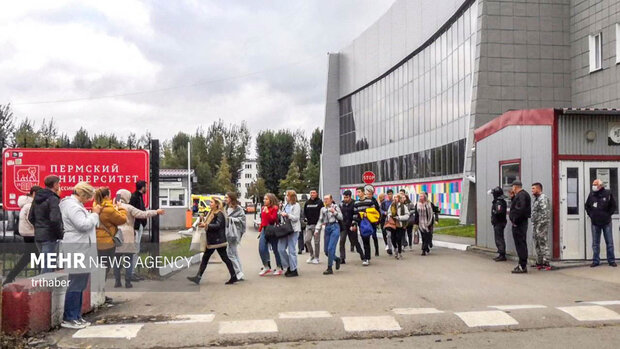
[531,182,551,267]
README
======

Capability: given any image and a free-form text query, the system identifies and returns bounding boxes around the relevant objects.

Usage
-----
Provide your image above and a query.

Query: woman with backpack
[225,191,246,281]
[388,193,410,259]
[414,192,435,256]
[187,197,238,285]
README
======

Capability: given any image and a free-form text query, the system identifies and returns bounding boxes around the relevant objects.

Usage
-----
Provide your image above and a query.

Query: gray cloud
[1,0,394,142]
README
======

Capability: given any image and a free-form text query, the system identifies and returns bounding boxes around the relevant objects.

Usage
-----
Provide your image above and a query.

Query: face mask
[592,186,599,192]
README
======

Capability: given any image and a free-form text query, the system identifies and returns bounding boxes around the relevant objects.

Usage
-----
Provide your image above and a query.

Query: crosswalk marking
[279,311,332,319]
[72,324,144,339]
[489,305,547,311]
[557,305,620,321]
[155,314,215,324]
[585,300,620,306]
[392,308,444,315]
[455,311,519,327]
[219,320,278,334]
[341,316,401,332]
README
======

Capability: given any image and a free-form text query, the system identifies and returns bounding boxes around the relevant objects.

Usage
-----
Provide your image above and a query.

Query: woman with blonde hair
[258,192,283,276]
[114,189,165,288]
[59,182,101,329]
[187,197,238,285]
[225,192,246,281]
[278,190,301,277]
[94,187,127,284]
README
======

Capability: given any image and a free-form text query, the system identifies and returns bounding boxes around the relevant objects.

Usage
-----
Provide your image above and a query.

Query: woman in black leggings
[187,197,237,285]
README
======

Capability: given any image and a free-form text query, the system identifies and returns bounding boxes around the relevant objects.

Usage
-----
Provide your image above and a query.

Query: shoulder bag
[264,216,294,239]
[101,223,123,248]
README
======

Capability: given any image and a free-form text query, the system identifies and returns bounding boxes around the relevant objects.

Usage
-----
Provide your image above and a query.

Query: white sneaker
[312,258,319,264]
[77,318,91,327]
[385,245,390,251]
[362,260,369,266]
[259,268,271,276]
[61,320,86,329]
[306,257,313,264]
[409,246,413,251]
[272,269,283,276]
[236,272,245,281]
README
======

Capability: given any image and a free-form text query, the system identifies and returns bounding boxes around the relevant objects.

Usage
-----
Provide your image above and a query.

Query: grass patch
[436,217,460,228]
[434,224,475,238]
[134,237,195,278]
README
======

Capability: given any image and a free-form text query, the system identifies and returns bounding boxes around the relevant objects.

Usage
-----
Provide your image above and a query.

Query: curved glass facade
[338,1,478,186]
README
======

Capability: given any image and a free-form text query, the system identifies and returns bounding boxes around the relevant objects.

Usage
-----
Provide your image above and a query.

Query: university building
[321,0,620,231]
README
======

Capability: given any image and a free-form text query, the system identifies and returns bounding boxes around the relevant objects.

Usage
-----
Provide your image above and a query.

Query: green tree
[0,104,15,199]
[13,118,39,147]
[256,129,295,194]
[92,133,123,149]
[38,118,58,147]
[57,133,71,148]
[204,120,250,185]
[279,162,305,195]
[247,177,267,203]
[138,131,152,150]
[303,160,320,191]
[214,155,234,194]
[126,132,138,149]
[71,127,91,148]
[309,128,322,165]
[292,130,309,175]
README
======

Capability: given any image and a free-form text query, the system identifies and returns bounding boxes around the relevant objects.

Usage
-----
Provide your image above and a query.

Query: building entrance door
[559,161,620,260]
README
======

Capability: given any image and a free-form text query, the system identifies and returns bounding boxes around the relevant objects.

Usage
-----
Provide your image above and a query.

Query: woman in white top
[278,190,301,277]
[59,182,101,329]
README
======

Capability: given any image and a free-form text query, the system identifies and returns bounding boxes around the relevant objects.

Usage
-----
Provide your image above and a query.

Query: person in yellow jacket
[94,187,127,282]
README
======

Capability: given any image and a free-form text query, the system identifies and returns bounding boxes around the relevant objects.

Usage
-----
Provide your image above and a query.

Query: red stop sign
[362,171,376,184]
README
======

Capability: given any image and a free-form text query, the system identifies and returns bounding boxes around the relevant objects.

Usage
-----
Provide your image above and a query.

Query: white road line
[341,316,401,332]
[392,308,444,315]
[72,324,144,339]
[557,306,620,321]
[279,311,332,319]
[154,314,215,324]
[489,305,547,311]
[585,300,620,306]
[455,311,519,327]
[219,320,278,335]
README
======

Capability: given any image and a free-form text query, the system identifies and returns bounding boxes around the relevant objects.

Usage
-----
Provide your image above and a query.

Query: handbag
[189,227,206,253]
[383,216,397,230]
[413,227,420,245]
[264,217,294,239]
[408,203,419,225]
[359,218,374,237]
[101,223,123,248]
[226,218,240,244]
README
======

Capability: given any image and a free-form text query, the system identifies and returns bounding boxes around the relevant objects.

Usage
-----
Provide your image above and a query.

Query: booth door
[584,162,620,261]
[560,161,620,260]
[559,161,586,259]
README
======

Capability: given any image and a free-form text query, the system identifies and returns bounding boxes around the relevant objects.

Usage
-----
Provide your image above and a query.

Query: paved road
[44,215,620,348]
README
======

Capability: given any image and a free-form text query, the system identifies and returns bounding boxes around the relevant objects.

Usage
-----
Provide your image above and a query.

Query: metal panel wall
[476,125,553,255]
[558,114,620,155]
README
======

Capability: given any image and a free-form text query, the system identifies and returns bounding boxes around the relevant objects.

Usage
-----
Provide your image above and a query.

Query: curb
[158,253,203,277]
[432,240,470,251]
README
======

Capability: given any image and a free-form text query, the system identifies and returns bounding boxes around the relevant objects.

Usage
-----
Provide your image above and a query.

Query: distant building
[237,159,257,205]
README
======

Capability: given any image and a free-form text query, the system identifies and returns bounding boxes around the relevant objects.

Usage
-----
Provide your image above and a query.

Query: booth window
[160,188,186,207]
[500,160,521,197]
[589,32,603,72]
[566,168,579,215]
[617,24,620,65]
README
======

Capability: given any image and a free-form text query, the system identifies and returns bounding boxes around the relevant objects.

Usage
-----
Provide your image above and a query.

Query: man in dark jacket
[490,186,508,262]
[585,179,617,267]
[353,186,381,266]
[129,180,147,280]
[380,190,394,254]
[509,180,531,274]
[339,190,363,264]
[28,175,63,273]
[303,190,323,264]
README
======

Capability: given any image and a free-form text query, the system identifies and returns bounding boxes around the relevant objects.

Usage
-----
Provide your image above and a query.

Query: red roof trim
[474,109,555,143]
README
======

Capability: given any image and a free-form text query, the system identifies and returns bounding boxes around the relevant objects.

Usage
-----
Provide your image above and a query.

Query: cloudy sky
[0,0,394,143]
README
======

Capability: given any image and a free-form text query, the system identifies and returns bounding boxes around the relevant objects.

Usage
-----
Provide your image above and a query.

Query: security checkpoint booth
[474,108,620,261]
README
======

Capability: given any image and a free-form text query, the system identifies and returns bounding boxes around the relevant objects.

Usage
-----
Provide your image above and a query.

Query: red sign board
[2,148,149,210]
[362,171,376,184]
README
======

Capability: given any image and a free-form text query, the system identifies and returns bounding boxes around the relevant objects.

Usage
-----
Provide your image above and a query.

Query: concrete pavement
[41,215,620,348]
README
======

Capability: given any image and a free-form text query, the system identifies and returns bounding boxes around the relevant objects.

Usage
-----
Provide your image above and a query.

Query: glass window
[500,161,521,197]
[566,167,579,215]
[589,32,603,72]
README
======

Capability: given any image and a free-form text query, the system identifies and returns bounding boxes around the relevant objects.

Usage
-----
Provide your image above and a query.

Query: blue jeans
[36,240,59,274]
[63,273,89,321]
[278,232,299,271]
[592,223,616,265]
[259,233,282,269]
[324,223,340,268]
